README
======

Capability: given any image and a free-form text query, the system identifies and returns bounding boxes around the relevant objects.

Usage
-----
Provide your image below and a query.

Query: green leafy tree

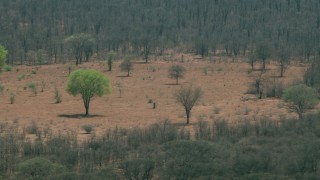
[283,84,318,119]
[175,86,202,124]
[108,51,115,71]
[169,64,186,85]
[120,58,133,77]
[67,69,111,115]
[0,45,8,71]
[65,33,96,65]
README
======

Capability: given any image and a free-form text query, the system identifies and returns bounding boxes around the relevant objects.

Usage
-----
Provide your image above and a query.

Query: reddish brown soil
[0,56,309,138]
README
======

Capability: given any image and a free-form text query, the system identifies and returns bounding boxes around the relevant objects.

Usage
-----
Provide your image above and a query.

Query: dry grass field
[0,55,309,138]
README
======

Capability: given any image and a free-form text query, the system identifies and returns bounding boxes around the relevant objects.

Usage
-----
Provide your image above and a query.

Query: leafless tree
[174,86,203,124]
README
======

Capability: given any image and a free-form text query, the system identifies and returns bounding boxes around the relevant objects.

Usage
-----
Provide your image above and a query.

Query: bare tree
[169,64,186,85]
[277,47,290,77]
[174,86,203,124]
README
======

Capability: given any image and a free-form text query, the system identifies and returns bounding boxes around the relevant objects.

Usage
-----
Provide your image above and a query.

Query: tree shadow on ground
[58,114,104,118]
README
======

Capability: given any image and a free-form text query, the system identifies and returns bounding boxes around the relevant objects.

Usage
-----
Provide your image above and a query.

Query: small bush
[25,121,38,134]
[4,65,12,71]
[149,65,158,72]
[82,124,94,134]
[10,92,15,104]
[0,83,4,94]
[31,69,37,74]
[54,88,62,103]
[213,106,220,114]
[203,67,208,75]
[17,74,25,81]
[27,82,37,96]
[266,80,284,98]
[217,67,224,71]
[40,80,46,92]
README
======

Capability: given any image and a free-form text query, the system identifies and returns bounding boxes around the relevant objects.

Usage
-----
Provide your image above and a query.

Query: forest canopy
[0,0,319,64]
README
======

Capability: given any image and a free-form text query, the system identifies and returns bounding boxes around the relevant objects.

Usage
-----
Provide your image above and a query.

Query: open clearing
[0,56,308,137]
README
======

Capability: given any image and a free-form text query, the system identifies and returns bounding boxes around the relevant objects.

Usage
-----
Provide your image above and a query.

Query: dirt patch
[0,57,307,137]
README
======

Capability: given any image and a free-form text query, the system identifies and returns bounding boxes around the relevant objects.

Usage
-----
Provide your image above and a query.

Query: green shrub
[31,69,37,74]
[4,65,12,71]
[283,84,318,119]
[27,82,37,96]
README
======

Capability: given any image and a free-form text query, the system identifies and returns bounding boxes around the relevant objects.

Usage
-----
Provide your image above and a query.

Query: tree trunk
[176,77,179,85]
[262,59,266,70]
[186,109,190,124]
[83,98,90,116]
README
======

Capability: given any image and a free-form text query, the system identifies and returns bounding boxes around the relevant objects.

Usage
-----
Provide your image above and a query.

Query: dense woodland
[1,115,320,179]
[0,0,320,64]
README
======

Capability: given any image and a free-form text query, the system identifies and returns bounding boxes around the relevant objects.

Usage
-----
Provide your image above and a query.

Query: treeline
[1,115,320,179]
[0,0,320,64]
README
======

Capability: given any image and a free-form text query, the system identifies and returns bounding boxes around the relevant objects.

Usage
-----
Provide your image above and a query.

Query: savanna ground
[0,55,309,139]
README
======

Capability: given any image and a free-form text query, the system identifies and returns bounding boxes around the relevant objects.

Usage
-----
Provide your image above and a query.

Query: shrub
[203,67,208,75]
[120,159,155,180]
[10,92,15,104]
[0,83,4,95]
[40,80,46,92]
[17,74,25,81]
[120,57,133,77]
[54,88,62,103]
[27,82,37,96]
[17,157,66,180]
[25,121,38,134]
[82,124,94,134]
[266,80,285,98]
[4,65,12,71]
[31,69,37,74]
